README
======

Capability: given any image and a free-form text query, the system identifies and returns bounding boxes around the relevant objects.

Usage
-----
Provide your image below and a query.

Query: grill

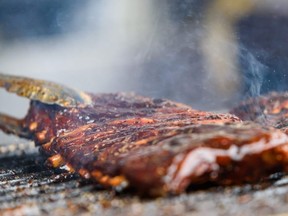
[0,141,288,215]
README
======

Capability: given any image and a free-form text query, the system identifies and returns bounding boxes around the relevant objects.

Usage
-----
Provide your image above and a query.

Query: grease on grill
[2,142,288,215]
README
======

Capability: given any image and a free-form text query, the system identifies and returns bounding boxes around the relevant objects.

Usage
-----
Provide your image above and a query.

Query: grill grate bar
[1,142,288,215]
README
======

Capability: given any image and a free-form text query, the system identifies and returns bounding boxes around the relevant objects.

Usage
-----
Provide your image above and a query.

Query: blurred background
[1,0,288,141]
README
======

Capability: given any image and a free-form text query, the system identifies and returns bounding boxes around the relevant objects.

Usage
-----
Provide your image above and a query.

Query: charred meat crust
[24,93,240,146]
[21,92,244,196]
[19,92,287,196]
[2,77,288,196]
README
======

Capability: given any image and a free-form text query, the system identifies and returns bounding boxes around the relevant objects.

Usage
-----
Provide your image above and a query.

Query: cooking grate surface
[1,141,288,216]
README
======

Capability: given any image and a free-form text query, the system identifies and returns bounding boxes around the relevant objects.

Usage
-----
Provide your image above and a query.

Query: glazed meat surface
[46,122,288,196]
[23,92,244,196]
[24,92,240,146]
[23,93,285,196]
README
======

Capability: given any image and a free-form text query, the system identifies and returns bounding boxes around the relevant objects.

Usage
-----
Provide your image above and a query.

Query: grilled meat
[1,74,288,196]
[231,92,288,133]
[48,122,288,196]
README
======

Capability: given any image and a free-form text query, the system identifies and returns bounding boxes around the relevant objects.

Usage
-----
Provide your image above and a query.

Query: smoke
[0,0,270,117]
[239,47,266,99]
[135,1,213,110]
[0,1,286,118]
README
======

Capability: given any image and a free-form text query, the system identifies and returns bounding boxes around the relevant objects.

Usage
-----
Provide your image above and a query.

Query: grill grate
[1,142,288,215]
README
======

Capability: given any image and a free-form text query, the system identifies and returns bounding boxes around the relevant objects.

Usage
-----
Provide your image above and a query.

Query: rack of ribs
[1,73,288,196]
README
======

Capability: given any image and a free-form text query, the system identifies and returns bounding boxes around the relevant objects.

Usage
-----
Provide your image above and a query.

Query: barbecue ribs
[1,74,288,196]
